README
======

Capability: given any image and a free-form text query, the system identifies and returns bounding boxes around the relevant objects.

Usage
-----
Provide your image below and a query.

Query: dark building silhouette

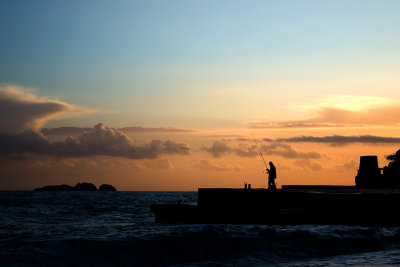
[356,150,400,188]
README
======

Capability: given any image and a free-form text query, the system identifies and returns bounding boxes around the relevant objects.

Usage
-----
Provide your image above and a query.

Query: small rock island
[98,184,117,191]
[34,182,117,191]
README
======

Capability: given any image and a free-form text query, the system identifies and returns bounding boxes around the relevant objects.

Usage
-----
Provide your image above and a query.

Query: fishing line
[251,133,268,169]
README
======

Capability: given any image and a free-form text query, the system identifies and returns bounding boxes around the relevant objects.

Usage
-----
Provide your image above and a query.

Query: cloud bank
[119,126,196,133]
[41,126,196,136]
[260,143,321,159]
[0,123,190,159]
[202,141,321,159]
[274,135,400,145]
[0,85,91,132]
[40,127,93,136]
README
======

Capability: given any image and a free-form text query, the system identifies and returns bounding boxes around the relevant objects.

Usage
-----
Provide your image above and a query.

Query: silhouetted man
[267,162,277,189]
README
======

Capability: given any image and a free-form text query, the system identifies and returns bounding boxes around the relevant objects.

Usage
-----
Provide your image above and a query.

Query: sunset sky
[2,0,400,190]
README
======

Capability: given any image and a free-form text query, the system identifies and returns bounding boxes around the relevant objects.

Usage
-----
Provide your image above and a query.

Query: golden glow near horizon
[301,95,398,112]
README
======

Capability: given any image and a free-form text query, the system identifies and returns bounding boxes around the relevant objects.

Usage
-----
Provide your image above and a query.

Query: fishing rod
[251,133,268,169]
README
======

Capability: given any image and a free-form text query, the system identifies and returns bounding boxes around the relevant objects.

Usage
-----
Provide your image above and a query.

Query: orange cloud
[195,159,240,171]
[142,159,174,170]
[248,95,400,129]
[294,159,322,171]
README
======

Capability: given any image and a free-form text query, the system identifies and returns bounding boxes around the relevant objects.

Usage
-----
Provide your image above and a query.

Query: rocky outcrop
[34,182,117,191]
[98,184,117,191]
[74,182,97,191]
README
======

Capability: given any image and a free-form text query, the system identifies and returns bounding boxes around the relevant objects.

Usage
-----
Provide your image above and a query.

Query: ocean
[1,191,400,266]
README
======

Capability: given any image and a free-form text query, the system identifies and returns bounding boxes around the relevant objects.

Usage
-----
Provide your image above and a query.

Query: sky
[1,0,400,190]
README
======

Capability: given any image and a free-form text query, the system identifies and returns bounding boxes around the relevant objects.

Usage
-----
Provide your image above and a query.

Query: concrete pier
[151,187,400,225]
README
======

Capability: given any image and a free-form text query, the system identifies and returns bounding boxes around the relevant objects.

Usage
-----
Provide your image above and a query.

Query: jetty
[151,150,400,225]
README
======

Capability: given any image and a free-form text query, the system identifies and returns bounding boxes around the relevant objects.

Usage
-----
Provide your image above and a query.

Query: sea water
[1,191,400,266]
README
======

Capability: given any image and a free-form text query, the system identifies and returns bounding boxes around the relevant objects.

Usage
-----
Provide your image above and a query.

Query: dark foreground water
[1,191,400,266]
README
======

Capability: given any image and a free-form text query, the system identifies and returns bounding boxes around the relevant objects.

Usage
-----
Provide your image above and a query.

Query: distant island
[34,182,117,191]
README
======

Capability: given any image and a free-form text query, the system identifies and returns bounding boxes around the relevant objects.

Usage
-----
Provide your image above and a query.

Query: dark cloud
[236,138,251,142]
[276,135,400,146]
[202,141,321,159]
[294,159,323,171]
[201,141,232,157]
[119,126,196,133]
[236,137,272,142]
[41,126,196,136]
[40,127,92,136]
[249,121,343,128]
[336,160,358,172]
[234,144,259,157]
[208,135,246,138]
[261,138,273,142]
[260,143,321,159]
[0,86,91,132]
[0,123,190,159]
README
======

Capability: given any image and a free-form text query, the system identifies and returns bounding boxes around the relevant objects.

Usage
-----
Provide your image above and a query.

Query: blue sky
[2,0,400,128]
